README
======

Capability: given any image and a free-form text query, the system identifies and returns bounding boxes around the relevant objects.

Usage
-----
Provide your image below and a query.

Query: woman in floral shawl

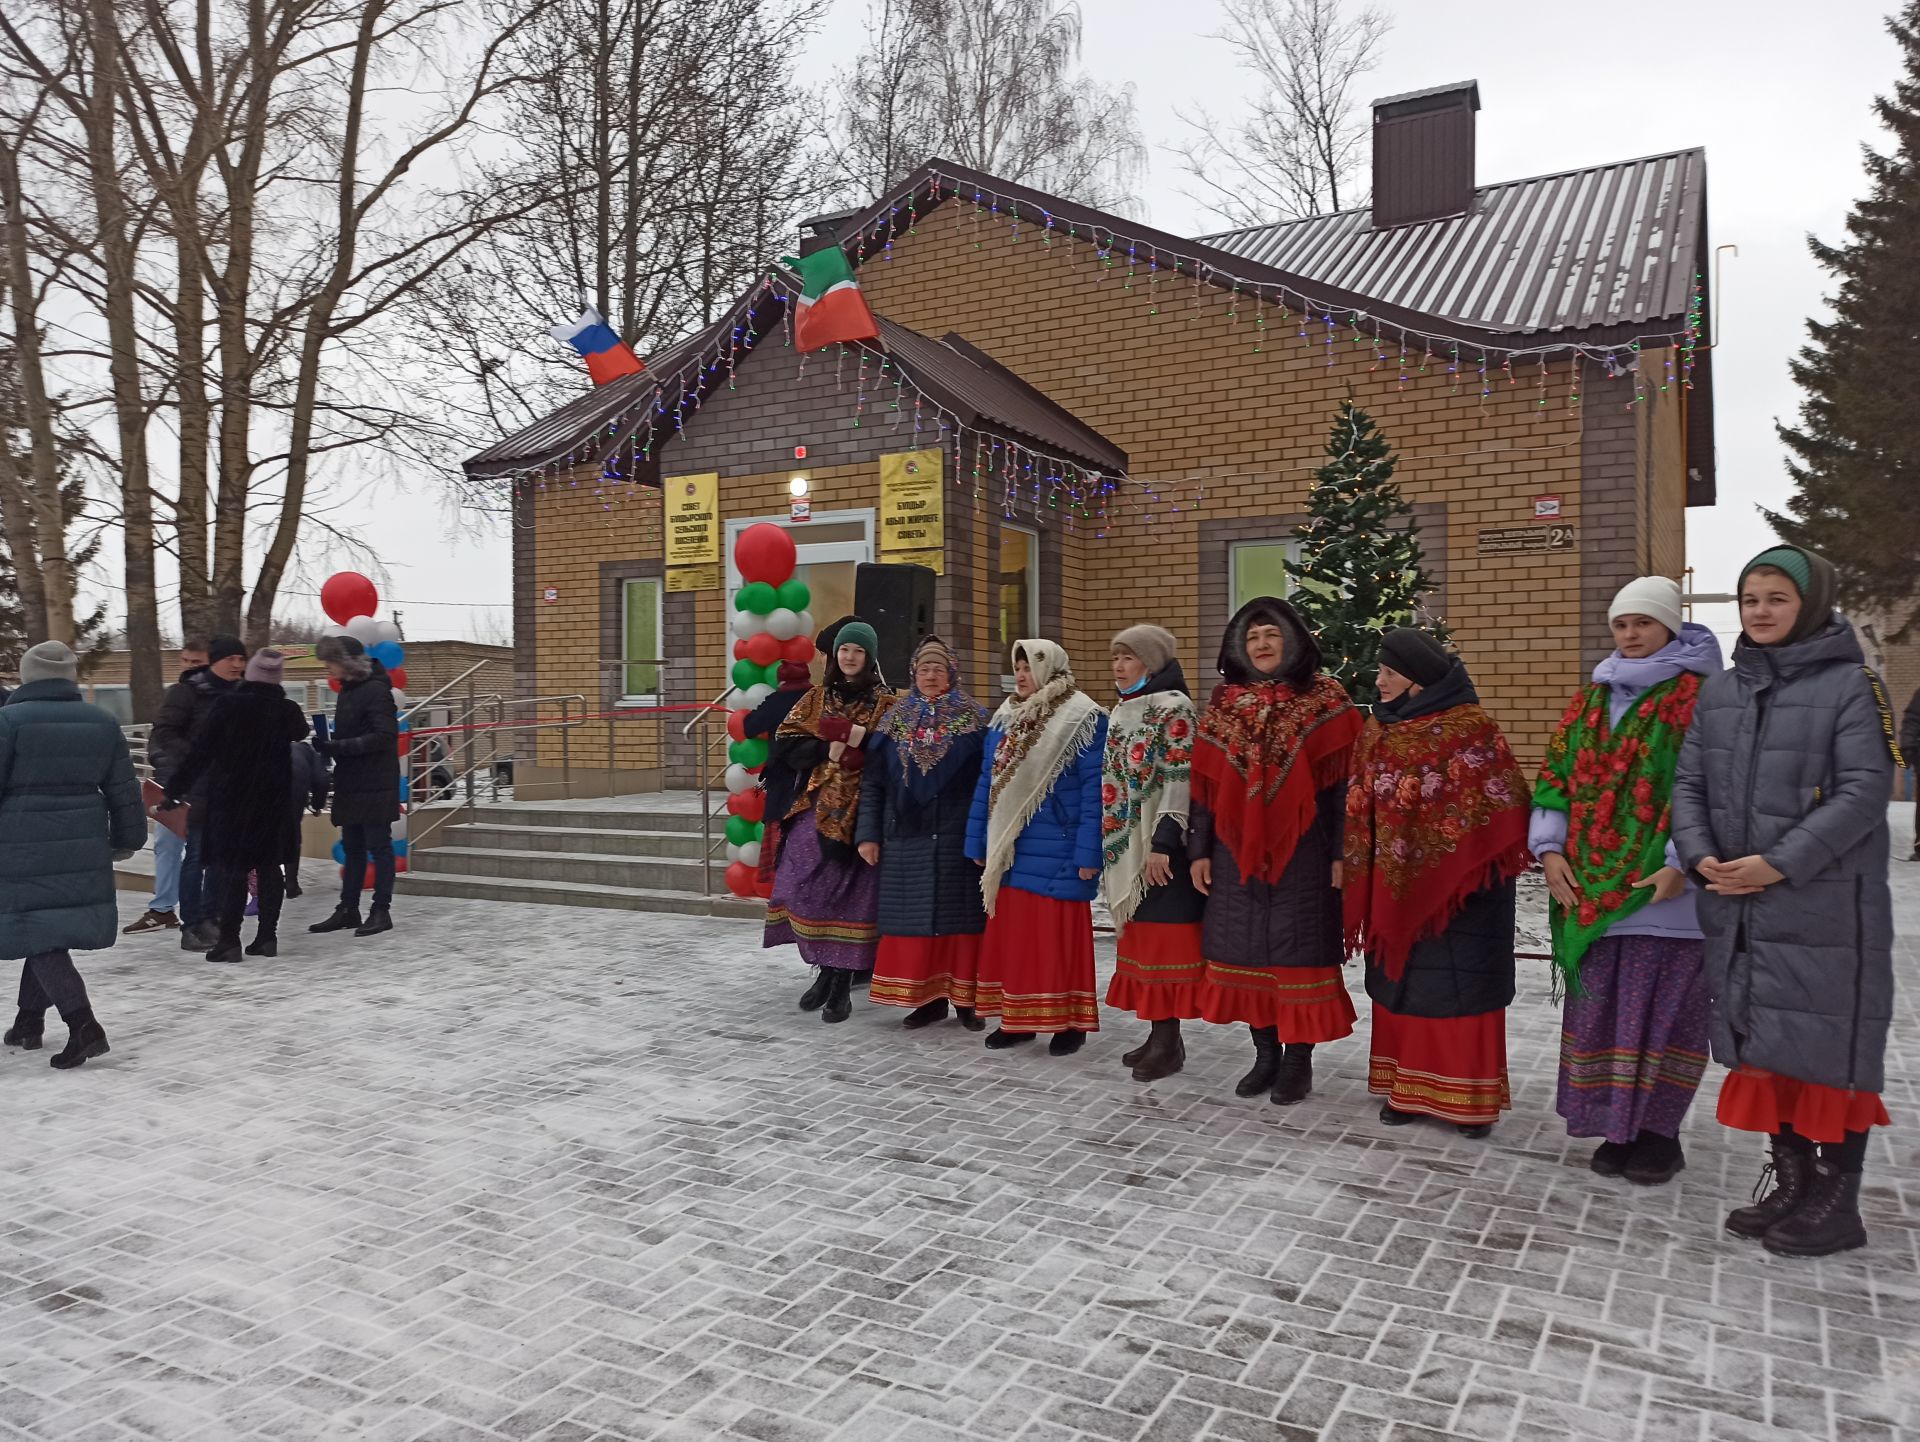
[1101,625,1204,1083]
[964,639,1108,1054]
[1345,629,1532,1138]
[856,635,990,1031]
[1190,598,1364,1106]
[766,620,896,1024]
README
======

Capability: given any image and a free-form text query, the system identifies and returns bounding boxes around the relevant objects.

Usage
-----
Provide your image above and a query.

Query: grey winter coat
[1671,619,1898,1092]
[0,679,148,959]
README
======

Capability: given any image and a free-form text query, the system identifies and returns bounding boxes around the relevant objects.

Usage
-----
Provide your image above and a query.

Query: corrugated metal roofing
[1202,147,1705,335]
[1372,80,1479,111]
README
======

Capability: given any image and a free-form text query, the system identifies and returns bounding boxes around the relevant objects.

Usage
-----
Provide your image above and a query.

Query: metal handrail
[400,659,493,718]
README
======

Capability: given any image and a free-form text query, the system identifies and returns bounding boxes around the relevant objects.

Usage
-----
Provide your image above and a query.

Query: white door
[724,510,874,682]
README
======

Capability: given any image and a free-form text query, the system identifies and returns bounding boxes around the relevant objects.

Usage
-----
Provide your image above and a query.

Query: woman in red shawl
[1190,598,1364,1106]
[1343,629,1533,1137]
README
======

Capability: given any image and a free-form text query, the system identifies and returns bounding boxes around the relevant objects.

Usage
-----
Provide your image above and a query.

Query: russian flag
[549,306,645,385]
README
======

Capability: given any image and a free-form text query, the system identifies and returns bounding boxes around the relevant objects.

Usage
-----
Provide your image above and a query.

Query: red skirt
[1717,1066,1891,1144]
[1369,1004,1510,1124]
[975,887,1099,1034]
[1105,921,1206,1020]
[870,935,983,1010]
[1196,962,1355,1042]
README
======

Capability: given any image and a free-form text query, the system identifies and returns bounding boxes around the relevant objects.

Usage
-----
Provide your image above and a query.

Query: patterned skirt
[1369,1004,1511,1125]
[1718,1067,1891,1144]
[1196,962,1356,1043]
[975,887,1099,1034]
[763,810,880,970]
[1104,921,1206,1021]
[871,935,983,1010]
[1557,935,1710,1143]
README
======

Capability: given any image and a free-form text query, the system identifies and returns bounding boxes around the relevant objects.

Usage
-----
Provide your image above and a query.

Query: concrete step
[411,845,713,893]
[396,869,764,920]
[454,804,714,834]
[445,823,714,860]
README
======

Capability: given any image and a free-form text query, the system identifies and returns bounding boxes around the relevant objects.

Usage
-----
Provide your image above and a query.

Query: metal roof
[1202,147,1705,335]
[1372,81,1480,111]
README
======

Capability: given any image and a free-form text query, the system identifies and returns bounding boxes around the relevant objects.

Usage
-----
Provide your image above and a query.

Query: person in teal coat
[0,642,146,1069]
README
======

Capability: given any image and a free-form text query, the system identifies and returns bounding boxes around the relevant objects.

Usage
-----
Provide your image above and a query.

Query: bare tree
[1176,0,1390,227]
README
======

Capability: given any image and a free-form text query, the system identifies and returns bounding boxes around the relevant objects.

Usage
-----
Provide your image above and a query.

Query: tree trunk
[0,431,50,647]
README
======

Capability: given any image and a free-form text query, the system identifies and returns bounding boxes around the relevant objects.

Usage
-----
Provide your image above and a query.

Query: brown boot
[1130,1019,1185,1082]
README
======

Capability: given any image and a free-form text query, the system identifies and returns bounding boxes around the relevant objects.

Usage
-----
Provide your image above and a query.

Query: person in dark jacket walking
[149,634,245,951]
[310,636,401,938]
[1344,631,1532,1138]
[1,642,146,1068]
[125,641,210,936]
[1190,598,1363,1106]
[857,635,990,1031]
[1673,545,1899,1258]
[165,650,311,960]
[286,737,329,898]
[1901,685,1920,862]
[1101,625,1205,1083]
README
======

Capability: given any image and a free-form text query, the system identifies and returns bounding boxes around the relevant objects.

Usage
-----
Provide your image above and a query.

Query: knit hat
[1111,624,1177,676]
[911,634,960,675]
[1742,546,1812,597]
[776,660,812,690]
[1377,628,1451,688]
[19,640,78,684]
[1607,576,1684,638]
[245,648,287,685]
[834,620,879,662]
[208,634,246,665]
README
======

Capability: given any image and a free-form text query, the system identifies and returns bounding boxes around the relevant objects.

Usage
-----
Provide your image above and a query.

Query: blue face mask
[1119,672,1149,696]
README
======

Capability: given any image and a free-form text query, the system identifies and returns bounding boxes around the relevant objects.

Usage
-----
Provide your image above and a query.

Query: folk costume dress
[857,637,990,1015]
[1531,622,1723,1148]
[765,674,897,970]
[964,640,1108,1037]
[1345,660,1532,1128]
[1191,599,1364,1044]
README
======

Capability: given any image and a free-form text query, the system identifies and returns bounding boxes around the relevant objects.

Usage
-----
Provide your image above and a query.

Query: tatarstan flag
[779,247,879,352]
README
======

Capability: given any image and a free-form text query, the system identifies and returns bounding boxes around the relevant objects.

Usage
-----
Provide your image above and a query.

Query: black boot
[902,998,950,1029]
[1234,1026,1281,1097]
[206,928,244,964]
[1270,1043,1314,1106]
[955,1005,986,1032]
[1122,1032,1151,1068]
[3,1010,44,1050]
[798,969,833,1011]
[309,903,361,934]
[1378,1100,1419,1126]
[1763,1161,1867,1257]
[1130,1019,1184,1082]
[285,876,303,900]
[354,906,393,938]
[1589,1139,1635,1176]
[1725,1135,1816,1239]
[49,1012,109,1070]
[821,968,854,1024]
[245,931,278,958]
[1623,1131,1686,1185]
[984,1029,1034,1050]
[179,920,217,953]
[1048,1029,1086,1057]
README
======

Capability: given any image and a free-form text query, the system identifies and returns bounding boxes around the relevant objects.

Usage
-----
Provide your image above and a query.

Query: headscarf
[879,634,987,779]
[1738,544,1839,649]
[1101,646,1195,933]
[1376,627,1451,689]
[777,672,897,851]
[1343,659,1532,980]
[1193,597,1361,882]
[981,639,1104,916]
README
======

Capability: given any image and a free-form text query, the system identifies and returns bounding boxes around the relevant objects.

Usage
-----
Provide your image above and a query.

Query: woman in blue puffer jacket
[965,638,1107,1056]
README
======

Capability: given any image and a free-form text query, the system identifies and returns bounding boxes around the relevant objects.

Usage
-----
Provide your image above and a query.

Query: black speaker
[854,562,936,686]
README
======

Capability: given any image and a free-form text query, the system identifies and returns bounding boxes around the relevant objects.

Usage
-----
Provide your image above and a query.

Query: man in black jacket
[309,636,400,937]
[149,635,245,951]
[1902,686,1920,861]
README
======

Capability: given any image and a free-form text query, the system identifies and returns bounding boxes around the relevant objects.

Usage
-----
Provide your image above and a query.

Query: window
[998,525,1039,686]
[621,578,662,702]
[1230,540,1299,611]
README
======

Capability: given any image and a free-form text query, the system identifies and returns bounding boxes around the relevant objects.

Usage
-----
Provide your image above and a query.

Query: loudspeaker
[854,562,937,685]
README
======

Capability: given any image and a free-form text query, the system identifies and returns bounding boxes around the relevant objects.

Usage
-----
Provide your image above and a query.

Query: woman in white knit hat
[1530,575,1724,1185]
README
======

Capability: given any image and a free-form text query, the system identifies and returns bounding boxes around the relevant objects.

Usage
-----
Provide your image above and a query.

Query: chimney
[1370,81,1480,229]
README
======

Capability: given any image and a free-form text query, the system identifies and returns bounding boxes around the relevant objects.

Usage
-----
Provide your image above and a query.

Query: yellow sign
[664,472,720,567]
[879,449,944,574]
[665,563,721,593]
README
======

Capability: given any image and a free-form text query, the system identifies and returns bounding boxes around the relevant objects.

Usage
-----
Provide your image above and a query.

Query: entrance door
[725,511,873,683]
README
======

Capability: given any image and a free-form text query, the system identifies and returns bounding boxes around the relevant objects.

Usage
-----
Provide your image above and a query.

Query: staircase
[399,802,763,919]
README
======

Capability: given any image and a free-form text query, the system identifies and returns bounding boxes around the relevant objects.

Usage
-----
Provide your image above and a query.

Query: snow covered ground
[2,811,1917,1442]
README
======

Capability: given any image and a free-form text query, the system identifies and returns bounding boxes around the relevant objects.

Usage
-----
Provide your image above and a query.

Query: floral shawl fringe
[1192,672,1361,884]
[1101,691,1196,933]
[779,683,897,849]
[1342,705,1532,981]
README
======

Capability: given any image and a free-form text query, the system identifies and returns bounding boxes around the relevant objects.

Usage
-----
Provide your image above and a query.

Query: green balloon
[776,578,811,612]
[729,737,769,769]
[725,814,756,846]
[730,658,762,690]
[760,661,785,688]
[737,581,778,615]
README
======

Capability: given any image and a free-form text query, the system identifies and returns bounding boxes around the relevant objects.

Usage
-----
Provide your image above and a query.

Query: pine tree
[1289,396,1442,705]
[1768,2,1920,630]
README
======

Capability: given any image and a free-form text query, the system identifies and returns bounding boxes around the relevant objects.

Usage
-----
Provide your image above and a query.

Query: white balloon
[724,688,754,709]
[725,842,743,864]
[390,689,408,709]
[765,607,801,640]
[724,763,755,794]
[375,620,402,644]
[737,840,761,868]
[320,620,353,638]
[794,610,815,638]
[731,610,765,639]
[743,683,774,706]
[346,615,382,644]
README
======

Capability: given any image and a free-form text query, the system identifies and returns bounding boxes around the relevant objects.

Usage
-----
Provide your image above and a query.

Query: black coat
[168,682,312,868]
[328,661,400,826]
[1191,782,1346,970]
[856,729,987,937]
[291,740,330,814]
[1901,686,1920,768]
[1116,663,1205,927]
[149,666,235,807]
[1362,880,1518,1018]
[744,686,809,827]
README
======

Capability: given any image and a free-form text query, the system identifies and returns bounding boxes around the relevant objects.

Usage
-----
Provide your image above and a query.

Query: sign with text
[665,564,720,593]
[1477,524,1577,556]
[663,472,720,568]
[879,448,944,574]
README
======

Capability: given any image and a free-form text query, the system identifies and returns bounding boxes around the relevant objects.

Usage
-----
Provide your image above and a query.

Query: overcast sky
[305,0,1896,648]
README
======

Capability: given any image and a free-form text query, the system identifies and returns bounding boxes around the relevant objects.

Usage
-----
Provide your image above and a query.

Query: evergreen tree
[1768,2,1920,629]
[0,481,109,677]
[1289,396,1442,705]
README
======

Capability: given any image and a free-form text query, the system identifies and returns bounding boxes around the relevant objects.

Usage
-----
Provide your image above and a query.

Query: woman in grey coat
[1672,546,1899,1258]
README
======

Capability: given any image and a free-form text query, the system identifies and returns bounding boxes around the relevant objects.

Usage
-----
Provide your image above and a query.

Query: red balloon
[328,676,342,693]
[781,635,815,664]
[320,571,379,624]
[753,873,774,898]
[735,522,796,587]
[732,639,750,660]
[726,709,750,742]
[724,861,756,897]
[744,632,781,667]
[394,856,409,875]
[728,790,765,821]
[387,666,407,691]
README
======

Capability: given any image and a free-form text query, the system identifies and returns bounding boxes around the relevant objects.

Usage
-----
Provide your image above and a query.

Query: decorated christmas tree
[1289,397,1442,706]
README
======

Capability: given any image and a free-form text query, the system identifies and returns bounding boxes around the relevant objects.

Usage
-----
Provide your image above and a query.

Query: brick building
[466,82,1714,786]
